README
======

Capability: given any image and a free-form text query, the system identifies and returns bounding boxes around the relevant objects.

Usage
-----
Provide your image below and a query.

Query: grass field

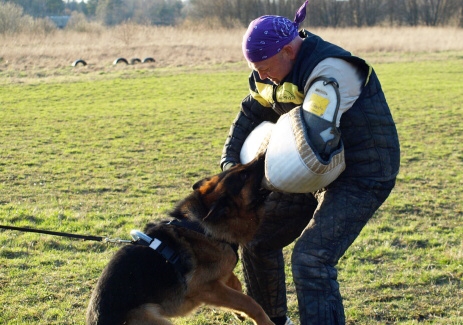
[1,49,462,324]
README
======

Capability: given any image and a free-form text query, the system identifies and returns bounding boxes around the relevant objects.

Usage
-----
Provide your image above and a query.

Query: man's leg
[242,191,318,321]
[292,181,394,324]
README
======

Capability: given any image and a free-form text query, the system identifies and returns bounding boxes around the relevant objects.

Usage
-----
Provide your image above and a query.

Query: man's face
[248,49,293,85]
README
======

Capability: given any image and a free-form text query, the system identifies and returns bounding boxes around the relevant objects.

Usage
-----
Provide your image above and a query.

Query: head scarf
[242,0,309,63]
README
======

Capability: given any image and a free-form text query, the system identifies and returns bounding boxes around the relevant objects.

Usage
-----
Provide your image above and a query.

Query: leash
[0,224,180,263]
[1,223,234,272]
[0,224,132,244]
[0,224,186,273]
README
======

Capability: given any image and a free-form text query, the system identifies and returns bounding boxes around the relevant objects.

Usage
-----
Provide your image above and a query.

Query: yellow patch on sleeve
[306,93,330,116]
[250,89,272,107]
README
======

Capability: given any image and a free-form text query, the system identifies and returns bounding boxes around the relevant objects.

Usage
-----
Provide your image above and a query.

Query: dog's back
[86,225,194,325]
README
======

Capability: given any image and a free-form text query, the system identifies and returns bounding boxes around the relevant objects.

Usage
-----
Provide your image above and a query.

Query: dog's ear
[203,196,229,222]
[192,177,210,190]
[192,180,202,190]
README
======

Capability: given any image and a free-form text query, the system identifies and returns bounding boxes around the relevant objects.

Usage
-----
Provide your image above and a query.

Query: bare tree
[421,0,445,26]
[363,0,386,26]
[310,0,348,27]
[52,0,463,27]
[96,0,125,25]
[348,0,364,27]
[401,0,420,25]
[385,0,403,26]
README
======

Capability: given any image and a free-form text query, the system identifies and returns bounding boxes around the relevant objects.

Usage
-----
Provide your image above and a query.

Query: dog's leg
[225,273,249,322]
[225,272,243,292]
[202,281,275,325]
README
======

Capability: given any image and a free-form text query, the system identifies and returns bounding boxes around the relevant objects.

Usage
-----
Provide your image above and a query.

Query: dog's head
[170,154,269,244]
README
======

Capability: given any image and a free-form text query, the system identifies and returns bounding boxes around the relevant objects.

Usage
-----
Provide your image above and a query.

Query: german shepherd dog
[86,155,274,325]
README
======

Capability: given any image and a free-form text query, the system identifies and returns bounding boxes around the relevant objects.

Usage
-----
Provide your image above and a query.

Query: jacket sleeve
[220,94,279,170]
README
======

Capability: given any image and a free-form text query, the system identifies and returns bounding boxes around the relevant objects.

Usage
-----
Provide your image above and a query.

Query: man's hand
[222,161,236,171]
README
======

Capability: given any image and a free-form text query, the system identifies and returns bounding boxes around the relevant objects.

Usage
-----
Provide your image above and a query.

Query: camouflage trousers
[241,179,395,325]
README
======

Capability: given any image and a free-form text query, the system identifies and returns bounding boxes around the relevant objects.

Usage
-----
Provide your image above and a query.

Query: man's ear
[282,43,298,60]
[281,38,300,60]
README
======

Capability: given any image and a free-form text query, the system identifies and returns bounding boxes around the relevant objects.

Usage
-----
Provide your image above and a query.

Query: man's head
[242,0,308,84]
[246,37,302,85]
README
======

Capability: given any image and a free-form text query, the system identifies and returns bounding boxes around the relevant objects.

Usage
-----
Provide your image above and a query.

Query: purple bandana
[242,0,309,63]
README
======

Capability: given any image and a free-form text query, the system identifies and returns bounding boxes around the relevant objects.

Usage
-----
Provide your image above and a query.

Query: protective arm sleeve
[220,94,279,171]
[304,57,365,126]
[301,58,365,159]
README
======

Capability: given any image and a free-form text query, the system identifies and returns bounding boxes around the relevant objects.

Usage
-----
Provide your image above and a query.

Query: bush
[179,16,243,31]
[66,11,103,33]
[0,2,57,35]
[112,21,140,46]
[0,2,24,34]
[25,17,57,35]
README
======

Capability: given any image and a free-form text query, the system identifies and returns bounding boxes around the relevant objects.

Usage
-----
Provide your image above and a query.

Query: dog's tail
[87,299,173,325]
[86,293,128,325]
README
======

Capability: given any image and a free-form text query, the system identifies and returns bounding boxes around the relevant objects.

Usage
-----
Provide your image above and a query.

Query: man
[220,1,400,324]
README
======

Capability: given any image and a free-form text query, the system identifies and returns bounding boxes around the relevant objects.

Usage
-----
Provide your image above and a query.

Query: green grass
[1,53,462,324]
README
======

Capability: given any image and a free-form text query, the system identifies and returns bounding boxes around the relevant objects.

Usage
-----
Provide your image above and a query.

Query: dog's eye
[240,173,249,181]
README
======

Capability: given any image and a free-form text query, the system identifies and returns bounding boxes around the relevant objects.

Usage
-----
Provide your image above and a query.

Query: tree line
[2,0,463,27]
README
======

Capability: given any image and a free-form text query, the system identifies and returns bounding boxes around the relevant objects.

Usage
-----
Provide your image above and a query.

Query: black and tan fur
[86,155,273,325]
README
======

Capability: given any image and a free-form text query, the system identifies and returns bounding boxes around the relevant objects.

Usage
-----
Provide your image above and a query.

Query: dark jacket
[221,30,400,185]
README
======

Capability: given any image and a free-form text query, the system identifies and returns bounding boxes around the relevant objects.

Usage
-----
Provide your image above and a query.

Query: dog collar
[168,219,239,260]
[130,222,239,269]
[130,230,180,266]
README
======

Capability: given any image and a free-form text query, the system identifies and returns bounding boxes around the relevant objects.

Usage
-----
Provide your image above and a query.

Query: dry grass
[1,25,463,81]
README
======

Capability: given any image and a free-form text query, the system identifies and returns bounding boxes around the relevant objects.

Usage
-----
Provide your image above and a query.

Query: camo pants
[241,178,395,325]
